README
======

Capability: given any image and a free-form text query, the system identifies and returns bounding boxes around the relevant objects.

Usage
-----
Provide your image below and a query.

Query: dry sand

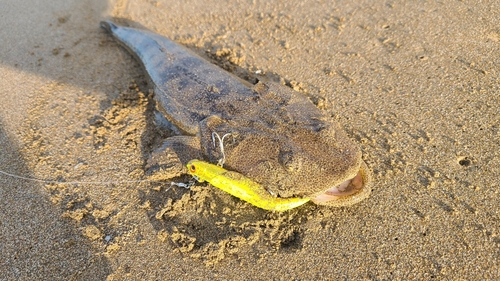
[1,0,499,280]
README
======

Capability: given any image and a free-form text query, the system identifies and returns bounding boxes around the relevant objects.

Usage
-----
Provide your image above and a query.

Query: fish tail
[100,21,118,33]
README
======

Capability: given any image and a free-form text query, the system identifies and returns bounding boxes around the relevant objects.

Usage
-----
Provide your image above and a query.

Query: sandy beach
[1,0,499,279]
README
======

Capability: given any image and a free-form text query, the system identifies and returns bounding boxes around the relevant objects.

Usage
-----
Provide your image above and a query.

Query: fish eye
[189,164,196,173]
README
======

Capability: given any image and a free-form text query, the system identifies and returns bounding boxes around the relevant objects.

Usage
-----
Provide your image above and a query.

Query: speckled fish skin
[100,21,255,135]
[100,21,372,207]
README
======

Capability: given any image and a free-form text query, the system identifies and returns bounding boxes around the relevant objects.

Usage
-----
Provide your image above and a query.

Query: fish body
[101,21,372,208]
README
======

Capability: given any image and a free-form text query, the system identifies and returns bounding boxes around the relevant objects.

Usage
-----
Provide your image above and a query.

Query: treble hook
[211,132,233,167]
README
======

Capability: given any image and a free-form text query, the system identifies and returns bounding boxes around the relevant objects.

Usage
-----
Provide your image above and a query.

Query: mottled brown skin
[101,21,371,206]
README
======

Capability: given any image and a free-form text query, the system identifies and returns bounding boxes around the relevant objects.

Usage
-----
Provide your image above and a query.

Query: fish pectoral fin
[146,136,202,180]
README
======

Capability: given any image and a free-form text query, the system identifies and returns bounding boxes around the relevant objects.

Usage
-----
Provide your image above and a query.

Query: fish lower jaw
[310,161,371,206]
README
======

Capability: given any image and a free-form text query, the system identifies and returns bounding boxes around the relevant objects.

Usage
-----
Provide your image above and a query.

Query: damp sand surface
[1,0,499,280]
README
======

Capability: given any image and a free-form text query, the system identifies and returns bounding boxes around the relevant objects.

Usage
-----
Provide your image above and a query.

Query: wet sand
[1,0,499,279]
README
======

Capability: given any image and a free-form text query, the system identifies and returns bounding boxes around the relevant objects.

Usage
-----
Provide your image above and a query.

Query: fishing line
[0,168,192,188]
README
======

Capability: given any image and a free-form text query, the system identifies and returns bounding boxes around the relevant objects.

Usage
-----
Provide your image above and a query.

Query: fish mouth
[311,161,371,206]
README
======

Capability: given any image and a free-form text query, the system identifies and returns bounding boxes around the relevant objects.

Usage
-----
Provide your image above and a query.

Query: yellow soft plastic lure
[186,159,310,211]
